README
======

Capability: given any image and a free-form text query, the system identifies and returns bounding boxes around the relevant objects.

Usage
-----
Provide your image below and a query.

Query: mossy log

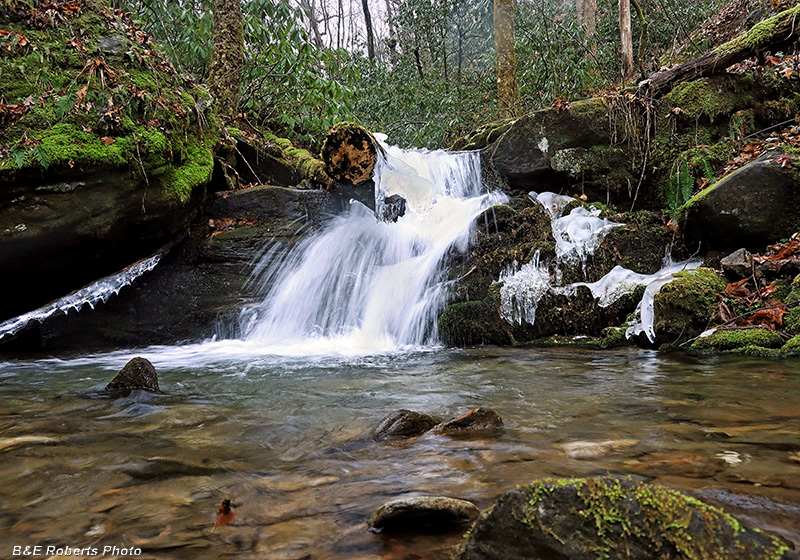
[643,5,800,95]
[320,121,384,185]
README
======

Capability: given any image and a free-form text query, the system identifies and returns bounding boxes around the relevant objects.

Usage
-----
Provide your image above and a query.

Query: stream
[0,346,798,559]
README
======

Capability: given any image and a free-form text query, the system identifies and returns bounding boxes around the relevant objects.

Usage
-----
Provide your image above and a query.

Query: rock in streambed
[457,477,798,560]
[373,407,504,440]
[105,357,160,394]
[369,496,480,533]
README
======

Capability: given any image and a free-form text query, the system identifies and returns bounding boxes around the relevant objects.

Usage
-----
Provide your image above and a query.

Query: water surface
[1,346,798,559]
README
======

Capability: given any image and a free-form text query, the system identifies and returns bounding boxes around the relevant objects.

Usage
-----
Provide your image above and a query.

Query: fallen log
[320,121,385,186]
[642,4,800,96]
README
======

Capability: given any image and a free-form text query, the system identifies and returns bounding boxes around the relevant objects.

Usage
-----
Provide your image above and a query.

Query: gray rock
[380,194,407,223]
[368,496,480,533]
[97,35,126,54]
[430,407,504,436]
[681,153,800,251]
[721,247,754,279]
[106,357,160,393]
[458,477,798,560]
[373,410,440,440]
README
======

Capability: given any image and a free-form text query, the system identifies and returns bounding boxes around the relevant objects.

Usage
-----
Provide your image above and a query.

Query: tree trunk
[644,4,800,95]
[209,0,244,121]
[576,0,596,37]
[619,0,634,80]
[299,0,324,48]
[494,0,518,118]
[361,0,376,60]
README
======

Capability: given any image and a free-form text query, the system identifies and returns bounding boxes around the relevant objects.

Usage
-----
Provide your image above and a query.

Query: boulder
[720,248,754,279]
[652,268,727,342]
[3,185,328,351]
[457,477,798,560]
[368,496,479,533]
[680,153,800,251]
[105,357,160,393]
[373,410,440,440]
[430,407,504,436]
[487,98,635,203]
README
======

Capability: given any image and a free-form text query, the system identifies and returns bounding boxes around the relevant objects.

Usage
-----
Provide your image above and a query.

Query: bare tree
[494,0,518,117]
[576,0,597,37]
[361,0,376,60]
[619,0,634,80]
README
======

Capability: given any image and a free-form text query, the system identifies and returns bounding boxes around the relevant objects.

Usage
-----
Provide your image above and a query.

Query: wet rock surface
[373,410,440,440]
[430,407,504,436]
[2,185,328,352]
[368,496,480,533]
[105,357,160,394]
[458,477,798,560]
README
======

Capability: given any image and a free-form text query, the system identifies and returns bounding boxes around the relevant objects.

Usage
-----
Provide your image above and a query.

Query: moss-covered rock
[0,1,219,321]
[781,335,800,357]
[653,268,727,341]
[678,153,800,251]
[487,97,638,203]
[692,327,785,352]
[458,477,796,560]
[0,1,219,198]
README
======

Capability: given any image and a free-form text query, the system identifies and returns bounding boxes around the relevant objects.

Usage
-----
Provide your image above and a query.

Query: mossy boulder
[692,328,785,352]
[487,98,635,203]
[0,1,219,322]
[781,335,800,357]
[679,153,800,251]
[652,268,726,341]
[458,477,797,560]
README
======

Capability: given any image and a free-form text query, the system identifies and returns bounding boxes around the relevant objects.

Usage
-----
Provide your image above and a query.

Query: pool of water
[1,345,799,559]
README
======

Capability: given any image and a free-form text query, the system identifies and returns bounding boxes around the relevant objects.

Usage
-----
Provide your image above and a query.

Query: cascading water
[237,141,507,355]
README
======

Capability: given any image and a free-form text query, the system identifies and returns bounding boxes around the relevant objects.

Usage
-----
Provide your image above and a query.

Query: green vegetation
[653,269,727,339]
[692,328,785,352]
[516,477,791,560]
[0,2,218,200]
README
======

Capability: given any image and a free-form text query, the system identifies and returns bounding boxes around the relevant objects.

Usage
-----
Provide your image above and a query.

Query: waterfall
[239,142,507,354]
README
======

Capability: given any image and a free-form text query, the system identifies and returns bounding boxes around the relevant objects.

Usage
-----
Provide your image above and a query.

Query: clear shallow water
[0,346,799,559]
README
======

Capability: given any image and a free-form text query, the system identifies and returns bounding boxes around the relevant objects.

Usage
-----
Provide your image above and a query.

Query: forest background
[114,0,761,148]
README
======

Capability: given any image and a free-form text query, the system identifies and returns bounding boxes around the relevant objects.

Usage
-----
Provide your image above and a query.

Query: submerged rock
[457,477,797,560]
[105,357,160,394]
[430,407,504,436]
[373,410,440,440]
[368,496,479,533]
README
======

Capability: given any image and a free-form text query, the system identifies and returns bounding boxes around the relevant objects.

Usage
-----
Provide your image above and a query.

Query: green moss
[781,335,800,357]
[714,5,800,58]
[653,268,727,339]
[0,3,220,200]
[157,140,214,202]
[692,328,784,352]
[665,79,755,122]
[438,285,510,347]
[517,477,790,560]
[600,326,629,348]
